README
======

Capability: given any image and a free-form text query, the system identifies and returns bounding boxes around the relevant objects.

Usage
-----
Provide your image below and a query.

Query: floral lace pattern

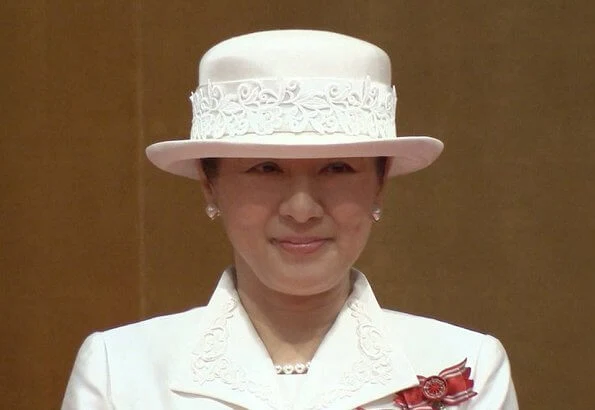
[191,299,285,409]
[190,76,397,140]
[305,300,393,409]
[190,294,394,410]
[191,299,236,384]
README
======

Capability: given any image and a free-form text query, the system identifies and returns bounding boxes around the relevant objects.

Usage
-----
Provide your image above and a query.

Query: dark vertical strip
[134,0,147,319]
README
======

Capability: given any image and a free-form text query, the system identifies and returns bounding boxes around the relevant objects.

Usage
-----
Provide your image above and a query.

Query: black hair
[200,157,220,180]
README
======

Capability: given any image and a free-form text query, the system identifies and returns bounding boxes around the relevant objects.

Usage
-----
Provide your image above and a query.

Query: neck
[234,265,352,366]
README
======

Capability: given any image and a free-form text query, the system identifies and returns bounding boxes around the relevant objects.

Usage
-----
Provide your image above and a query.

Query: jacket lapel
[169,268,419,410]
[296,271,419,410]
[169,268,290,409]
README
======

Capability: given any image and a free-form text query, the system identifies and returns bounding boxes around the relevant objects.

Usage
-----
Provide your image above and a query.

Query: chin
[267,264,349,296]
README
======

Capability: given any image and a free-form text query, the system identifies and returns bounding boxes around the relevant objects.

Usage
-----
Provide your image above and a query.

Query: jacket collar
[169,267,419,409]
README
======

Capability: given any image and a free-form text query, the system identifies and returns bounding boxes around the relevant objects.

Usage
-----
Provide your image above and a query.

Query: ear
[196,160,217,205]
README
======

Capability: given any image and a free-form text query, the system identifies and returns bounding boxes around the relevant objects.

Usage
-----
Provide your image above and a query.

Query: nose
[278,176,324,224]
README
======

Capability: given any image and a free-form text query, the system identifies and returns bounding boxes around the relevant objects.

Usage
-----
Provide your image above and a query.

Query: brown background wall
[2,1,594,409]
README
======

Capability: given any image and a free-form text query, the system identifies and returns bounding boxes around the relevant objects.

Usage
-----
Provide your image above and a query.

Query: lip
[272,237,329,255]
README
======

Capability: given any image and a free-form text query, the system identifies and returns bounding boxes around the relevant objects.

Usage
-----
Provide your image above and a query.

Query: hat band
[189,76,397,141]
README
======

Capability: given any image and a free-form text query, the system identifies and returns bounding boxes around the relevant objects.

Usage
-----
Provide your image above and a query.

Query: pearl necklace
[274,361,311,375]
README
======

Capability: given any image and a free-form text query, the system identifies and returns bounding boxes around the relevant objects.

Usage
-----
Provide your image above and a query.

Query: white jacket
[63,269,518,409]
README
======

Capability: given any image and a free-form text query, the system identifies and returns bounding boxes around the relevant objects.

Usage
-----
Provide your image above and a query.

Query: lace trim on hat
[190,76,397,140]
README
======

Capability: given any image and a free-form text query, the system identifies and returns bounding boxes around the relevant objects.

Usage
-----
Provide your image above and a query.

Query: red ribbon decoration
[393,359,477,409]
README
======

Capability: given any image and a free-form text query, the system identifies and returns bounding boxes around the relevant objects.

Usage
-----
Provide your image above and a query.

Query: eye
[322,161,355,174]
[247,161,282,174]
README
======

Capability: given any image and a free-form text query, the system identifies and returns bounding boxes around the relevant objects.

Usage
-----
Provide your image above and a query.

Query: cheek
[329,199,374,241]
[332,199,368,219]
[217,187,277,244]
[325,179,377,220]
[323,180,377,243]
[221,203,266,238]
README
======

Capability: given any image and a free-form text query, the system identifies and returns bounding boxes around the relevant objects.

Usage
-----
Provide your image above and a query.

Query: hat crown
[144,30,444,180]
[199,30,391,84]
[189,30,397,143]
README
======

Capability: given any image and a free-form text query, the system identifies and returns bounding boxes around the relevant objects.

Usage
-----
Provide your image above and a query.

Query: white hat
[146,29,443,179]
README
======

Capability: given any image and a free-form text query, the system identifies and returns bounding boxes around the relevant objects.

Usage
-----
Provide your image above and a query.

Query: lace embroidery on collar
[190,281,393,410]
[191,298,288,409]
[305,299,392,409]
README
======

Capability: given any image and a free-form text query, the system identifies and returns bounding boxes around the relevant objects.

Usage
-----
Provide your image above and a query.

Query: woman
[63,30,518,409]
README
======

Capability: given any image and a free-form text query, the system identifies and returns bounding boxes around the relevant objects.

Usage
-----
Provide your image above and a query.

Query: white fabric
[190,77,396,141]
[277,374,308,404]
[62,268,518,409]
[145,30,444,180]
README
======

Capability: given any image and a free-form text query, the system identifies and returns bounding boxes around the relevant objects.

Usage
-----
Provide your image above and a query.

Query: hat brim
[145,135,443,180]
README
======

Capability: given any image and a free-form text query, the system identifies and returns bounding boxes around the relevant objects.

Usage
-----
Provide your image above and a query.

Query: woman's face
[203,157,386,296]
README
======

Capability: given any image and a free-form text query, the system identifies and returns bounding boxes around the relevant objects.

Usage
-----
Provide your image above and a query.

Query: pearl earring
[205,204,220,220]
[371,205,382,222]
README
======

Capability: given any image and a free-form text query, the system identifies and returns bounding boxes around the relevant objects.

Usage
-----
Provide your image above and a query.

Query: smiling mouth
[272,238,329,255]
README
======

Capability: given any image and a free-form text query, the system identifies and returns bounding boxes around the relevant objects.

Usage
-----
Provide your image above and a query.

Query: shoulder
[382,308,487,346]
[97,306,208,355]
[78,306,209,375]
[102,306,207,340]
[64,307,211,407]
[380,309,518,408]
[381,308,504,372]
